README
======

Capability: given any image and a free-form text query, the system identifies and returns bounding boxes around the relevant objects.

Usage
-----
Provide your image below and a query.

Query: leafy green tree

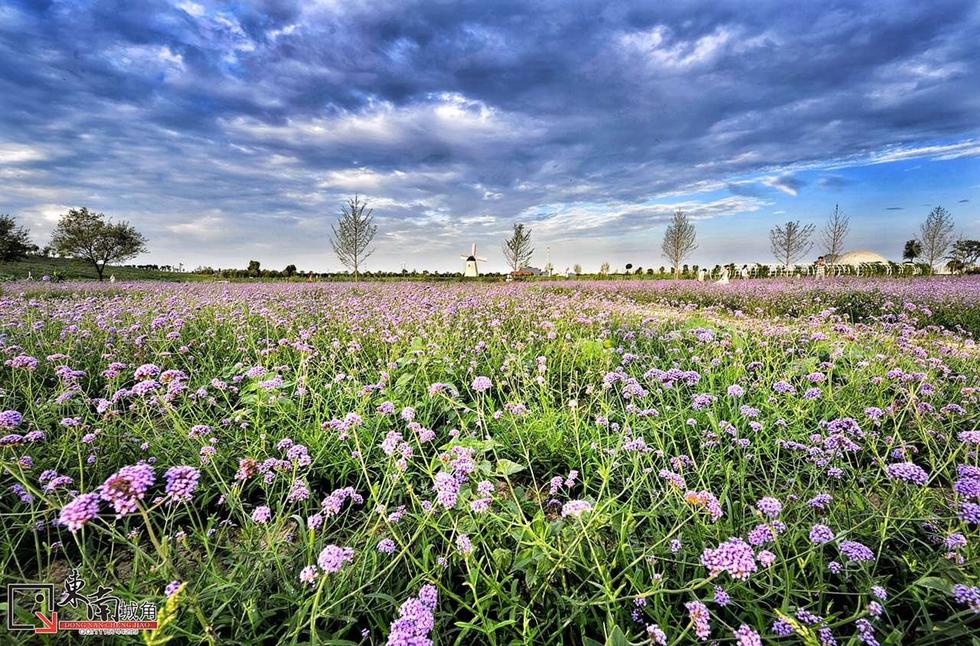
[948,239,980,270]
[247,260,261,277]
[0,214,35,262]
[903,239,922,262]
[51,207,147,280]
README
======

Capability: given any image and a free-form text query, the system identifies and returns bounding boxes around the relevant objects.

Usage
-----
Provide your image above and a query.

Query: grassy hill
[0,255,205,282]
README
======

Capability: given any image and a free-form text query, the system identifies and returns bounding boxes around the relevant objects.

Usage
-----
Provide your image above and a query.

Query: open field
[0,256,205,282]
[1,279,978,644]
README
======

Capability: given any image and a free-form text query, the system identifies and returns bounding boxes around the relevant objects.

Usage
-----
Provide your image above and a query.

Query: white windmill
[461,243,487,277]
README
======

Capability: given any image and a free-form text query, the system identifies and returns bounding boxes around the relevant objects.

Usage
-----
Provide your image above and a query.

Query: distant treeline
[187,261,945,282]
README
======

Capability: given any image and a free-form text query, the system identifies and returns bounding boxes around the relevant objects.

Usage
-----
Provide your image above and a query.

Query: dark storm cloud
[0,0,978,268]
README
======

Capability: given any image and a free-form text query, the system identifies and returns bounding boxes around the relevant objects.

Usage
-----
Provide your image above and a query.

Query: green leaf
[394,372,414,390]
[914,576,953,594]
[496,459,526,476]
[604,625,629,646]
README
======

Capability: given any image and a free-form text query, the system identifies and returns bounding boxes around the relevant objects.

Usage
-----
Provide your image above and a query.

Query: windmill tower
[461,243,487,277]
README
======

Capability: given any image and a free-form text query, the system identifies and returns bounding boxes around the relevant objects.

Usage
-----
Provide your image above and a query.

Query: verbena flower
[299,565,318,585]
[455,534,473,555]
[684,490,723,522]
[434,471,459,509]
[164,466,200,502]
[100,463,155,517]
[0,410,23,430]
[685,601,711,640]
[59,493,101,532]
[713,586,730,607]
[561,500,592,518]
[952,584,980,613]
[855,618,878,646]
[734,624,762,646]
[701,538,757,580]
[387,584,437,645]
[885,462,928,486]
[839,540,875,562]
[646,624,667,645]
[252,506,272,524]
[772,619,794,637]
[809,524,835,545]
[317,545,355,574]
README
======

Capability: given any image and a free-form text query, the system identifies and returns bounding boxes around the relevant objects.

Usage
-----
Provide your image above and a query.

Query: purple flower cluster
[317,545,355,574]
[952,584,980,613]
[685,600,711,640]
[59,492,101,532]
[685,490,723,522]
[0,410,23,430]
[734,624,762,646]
[701,537,757,580]
[561,499,592,518]
[164,466,200,502]
[434,471,459,509]
[809,524,835,545]
[471,376,492,393]
[885,462,929,486]
[387,584,437,645]
[100,463,155,516]
[839,540,875,562]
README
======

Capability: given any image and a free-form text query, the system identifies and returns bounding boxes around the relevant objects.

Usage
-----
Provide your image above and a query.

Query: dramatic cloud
[0,0,978,270]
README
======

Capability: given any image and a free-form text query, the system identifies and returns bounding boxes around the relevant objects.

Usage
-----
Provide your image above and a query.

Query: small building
[515,266,545,276]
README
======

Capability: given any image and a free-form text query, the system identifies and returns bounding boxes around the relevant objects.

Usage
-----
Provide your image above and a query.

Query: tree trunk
[95,262,105,281]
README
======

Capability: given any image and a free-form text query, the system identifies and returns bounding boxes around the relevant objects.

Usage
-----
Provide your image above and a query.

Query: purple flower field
[1,279,978,643]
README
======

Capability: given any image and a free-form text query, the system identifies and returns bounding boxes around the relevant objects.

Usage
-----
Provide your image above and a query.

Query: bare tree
[820,204,849,267]
[661,210,697,279]
[502,223,534,273]
[51,207,147,280]
[599,261,610,275]
[919,206,955,269]
[330,195,377,281]
[770,220,815,269]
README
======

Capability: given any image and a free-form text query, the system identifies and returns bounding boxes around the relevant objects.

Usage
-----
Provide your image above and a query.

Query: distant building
[829,250,889,267]
[515,266,544,276]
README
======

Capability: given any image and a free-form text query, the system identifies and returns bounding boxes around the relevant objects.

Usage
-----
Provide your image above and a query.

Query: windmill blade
[476,257,488,262]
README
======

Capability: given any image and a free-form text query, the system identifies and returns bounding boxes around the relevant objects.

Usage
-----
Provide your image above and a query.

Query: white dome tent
[827,250,890,276]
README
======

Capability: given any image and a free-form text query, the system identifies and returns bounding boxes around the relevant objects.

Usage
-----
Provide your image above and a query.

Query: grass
[0,255,205,282]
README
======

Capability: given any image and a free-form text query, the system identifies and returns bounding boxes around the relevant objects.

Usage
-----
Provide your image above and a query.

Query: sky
[1,0,979,273]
